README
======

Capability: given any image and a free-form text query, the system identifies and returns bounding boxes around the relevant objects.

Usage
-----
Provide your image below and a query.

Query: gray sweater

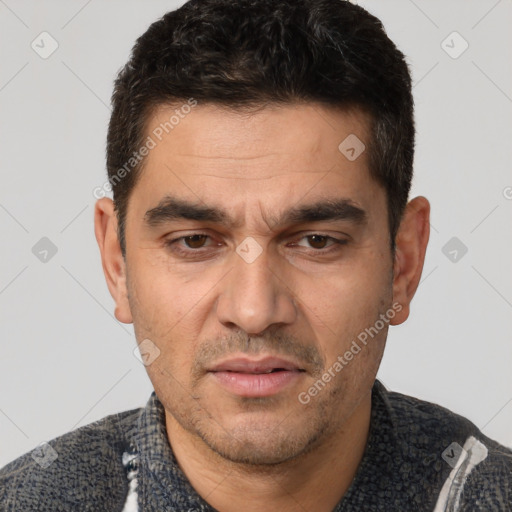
[1,380,511,511]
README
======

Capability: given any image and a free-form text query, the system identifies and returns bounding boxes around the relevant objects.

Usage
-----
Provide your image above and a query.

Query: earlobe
[390,196,430,326]
[94,198,133,324]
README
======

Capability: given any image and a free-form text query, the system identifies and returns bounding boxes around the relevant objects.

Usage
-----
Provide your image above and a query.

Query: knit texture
[1,380,511,511]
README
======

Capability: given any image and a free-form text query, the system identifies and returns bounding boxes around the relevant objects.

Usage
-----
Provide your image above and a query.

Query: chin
[195,414,327,466]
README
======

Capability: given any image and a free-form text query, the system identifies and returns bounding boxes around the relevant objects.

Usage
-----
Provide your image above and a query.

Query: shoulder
[0,407,141,511]
[376,382,505,447]
[376,381,512,509]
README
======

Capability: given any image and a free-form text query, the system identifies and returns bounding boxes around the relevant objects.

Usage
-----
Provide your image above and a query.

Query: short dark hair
[106,0,414,256]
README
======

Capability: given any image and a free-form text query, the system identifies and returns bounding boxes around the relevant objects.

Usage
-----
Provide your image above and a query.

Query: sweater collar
[133,392,215,511]
[131,380,391,511]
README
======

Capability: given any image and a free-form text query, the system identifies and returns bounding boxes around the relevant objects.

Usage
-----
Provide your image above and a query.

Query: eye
[294,234,346,250]
[181,234,208,249]
[300,235,332,249]
[164,233,218,257]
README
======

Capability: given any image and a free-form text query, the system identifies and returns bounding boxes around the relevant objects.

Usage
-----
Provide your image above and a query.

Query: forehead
[131,102,381,218]
[145,102,369,167]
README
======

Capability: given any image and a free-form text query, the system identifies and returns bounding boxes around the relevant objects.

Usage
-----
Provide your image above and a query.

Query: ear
[94,198,133,324]
[390,196,430,325]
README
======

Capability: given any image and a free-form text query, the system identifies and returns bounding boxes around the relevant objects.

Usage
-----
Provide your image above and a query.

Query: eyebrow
[144,195,367,229]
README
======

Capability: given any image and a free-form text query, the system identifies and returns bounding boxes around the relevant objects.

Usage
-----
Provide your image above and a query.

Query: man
[1,0,511,510]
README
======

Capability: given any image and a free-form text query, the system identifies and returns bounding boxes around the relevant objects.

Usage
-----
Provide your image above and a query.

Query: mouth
[208,356,306,397]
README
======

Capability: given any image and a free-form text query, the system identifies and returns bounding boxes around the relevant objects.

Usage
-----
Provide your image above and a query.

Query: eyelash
[164,233,348,258]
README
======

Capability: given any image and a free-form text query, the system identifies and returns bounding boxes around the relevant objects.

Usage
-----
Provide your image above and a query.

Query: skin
[95,102,430,512]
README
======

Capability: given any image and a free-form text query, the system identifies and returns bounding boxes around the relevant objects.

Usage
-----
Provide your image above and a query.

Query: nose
[215,245,297,335]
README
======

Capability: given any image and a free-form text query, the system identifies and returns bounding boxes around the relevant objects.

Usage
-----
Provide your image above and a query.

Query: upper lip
[209,356,304,374]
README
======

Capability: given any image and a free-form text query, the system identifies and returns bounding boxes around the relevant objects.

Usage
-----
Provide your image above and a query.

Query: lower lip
[211,370,303,397]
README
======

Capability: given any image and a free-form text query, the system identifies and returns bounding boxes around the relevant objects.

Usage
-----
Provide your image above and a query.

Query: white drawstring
[433,435,488,512]
[121,448,139,512]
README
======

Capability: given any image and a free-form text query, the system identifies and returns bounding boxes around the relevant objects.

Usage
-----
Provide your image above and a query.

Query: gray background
[1,0,511,467]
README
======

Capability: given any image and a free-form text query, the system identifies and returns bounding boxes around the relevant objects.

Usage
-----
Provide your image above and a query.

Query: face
[110,103,400,465]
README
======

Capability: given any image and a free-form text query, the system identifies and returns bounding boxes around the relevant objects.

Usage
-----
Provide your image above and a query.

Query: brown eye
[306,235,329,249]
[184,234,208,248]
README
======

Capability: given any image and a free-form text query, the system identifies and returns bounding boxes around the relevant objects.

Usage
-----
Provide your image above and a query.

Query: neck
[165,392,372,512]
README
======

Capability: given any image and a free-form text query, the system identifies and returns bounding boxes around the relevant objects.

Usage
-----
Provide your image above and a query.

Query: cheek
[299,252,392,357]
[126,256,219,374]
[129,250,207,327]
